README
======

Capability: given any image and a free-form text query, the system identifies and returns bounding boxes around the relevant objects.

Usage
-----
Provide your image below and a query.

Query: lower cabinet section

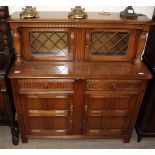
[19,93,74,136]
[83,91,138,137]
[11,78,146,143]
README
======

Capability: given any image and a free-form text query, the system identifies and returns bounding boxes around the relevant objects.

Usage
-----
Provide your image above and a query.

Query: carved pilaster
[134,32,147,64]
[12,29,23,64]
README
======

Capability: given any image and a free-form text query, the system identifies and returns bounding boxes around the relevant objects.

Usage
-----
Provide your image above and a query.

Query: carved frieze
[18,79,74,91]
[86,80,143,91]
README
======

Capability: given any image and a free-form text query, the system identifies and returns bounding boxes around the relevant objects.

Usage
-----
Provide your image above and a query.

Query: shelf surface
[8,61,152,79]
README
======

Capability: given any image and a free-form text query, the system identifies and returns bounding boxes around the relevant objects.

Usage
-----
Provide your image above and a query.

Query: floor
[0,126,155,149]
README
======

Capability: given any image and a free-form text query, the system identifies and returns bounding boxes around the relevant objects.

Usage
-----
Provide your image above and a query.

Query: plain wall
[8,6,154,19]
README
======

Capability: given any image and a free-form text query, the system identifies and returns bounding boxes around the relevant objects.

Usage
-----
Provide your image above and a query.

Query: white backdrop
[0,0,153,19]
[9,6,154,19]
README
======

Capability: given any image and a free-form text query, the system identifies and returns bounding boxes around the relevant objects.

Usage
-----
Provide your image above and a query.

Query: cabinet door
[22,28,75,61]
[19,93,74,136]
[85,29,136,61]
[83,91,139,137]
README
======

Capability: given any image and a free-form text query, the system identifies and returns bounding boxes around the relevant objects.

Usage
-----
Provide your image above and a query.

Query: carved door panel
[22,28,75,61]
[19,93,74,136]
[83,91,139,136]
[85,29,136,61]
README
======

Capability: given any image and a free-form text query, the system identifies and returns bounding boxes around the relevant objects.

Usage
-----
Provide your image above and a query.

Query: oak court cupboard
[7,10,152,143]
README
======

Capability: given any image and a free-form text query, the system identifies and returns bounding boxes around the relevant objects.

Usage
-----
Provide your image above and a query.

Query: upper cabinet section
[8,11,151,63]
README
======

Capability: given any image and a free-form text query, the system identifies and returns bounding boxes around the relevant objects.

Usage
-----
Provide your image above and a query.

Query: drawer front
[86,79,144,91]
[18,79,74,92]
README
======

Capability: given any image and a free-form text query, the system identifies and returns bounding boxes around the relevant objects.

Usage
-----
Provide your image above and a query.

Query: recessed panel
[90,31,130,56]
[30,31,68,56]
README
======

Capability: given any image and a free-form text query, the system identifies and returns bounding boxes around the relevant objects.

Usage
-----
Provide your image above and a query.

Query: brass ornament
[68,6,87,19]
[20,6,39,19]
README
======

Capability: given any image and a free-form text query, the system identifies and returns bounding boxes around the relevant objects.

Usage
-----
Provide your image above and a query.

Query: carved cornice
[18,22,145,30]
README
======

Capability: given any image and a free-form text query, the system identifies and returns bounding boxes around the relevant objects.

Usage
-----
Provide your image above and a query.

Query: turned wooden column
[12,28,23,64]
[134,31,147,64]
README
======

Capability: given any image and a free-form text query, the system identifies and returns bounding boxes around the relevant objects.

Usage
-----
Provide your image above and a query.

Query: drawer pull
[109,84,116,89]
[43,84,48,89]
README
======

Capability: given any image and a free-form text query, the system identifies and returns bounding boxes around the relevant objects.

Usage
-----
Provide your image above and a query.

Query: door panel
[19,93,74,136]
[83,91,139,136]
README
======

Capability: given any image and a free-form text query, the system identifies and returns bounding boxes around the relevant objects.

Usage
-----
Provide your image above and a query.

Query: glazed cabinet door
[22,28,75,61]
[83,91,139,137]
[85,29,136,61]
[19,93,74,136]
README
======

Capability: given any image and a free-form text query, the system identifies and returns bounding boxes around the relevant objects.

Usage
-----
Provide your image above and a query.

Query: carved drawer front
[86,80,144,91]
[18,79,74,92]
[83,91,138,136]
[20,93,74,136]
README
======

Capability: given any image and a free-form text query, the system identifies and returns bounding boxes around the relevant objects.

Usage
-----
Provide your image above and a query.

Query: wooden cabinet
[0,6,19,145]
[8,11,152,143]
[135,10,155,141]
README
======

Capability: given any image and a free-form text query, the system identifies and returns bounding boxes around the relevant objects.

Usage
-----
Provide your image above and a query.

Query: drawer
[86,79,144,91]
[18,79,74,92]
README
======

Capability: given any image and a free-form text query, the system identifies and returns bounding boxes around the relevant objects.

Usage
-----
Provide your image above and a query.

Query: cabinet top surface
[9,61,152,79]
[8,11,151,24]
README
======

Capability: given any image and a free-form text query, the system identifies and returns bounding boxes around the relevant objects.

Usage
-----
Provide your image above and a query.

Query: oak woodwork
[134,31,147,64]
[8,11,152,143]
[12,29,23,64]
